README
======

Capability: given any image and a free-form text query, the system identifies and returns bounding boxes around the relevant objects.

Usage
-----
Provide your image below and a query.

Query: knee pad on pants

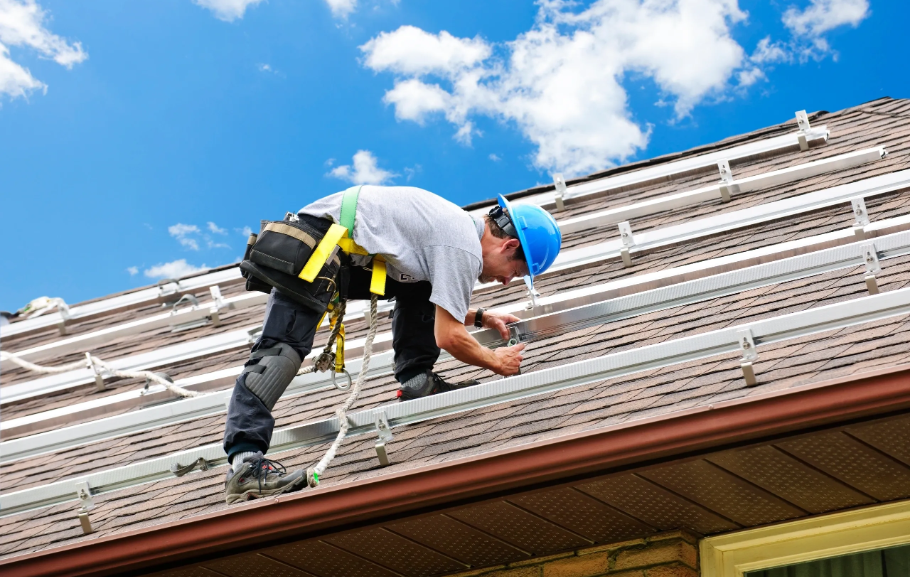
[241,343,302,411]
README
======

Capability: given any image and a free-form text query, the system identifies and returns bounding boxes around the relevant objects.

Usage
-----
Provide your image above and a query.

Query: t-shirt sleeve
[424,245,481,322]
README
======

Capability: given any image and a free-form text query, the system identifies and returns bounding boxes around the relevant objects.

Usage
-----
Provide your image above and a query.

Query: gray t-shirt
[299,186,484,321]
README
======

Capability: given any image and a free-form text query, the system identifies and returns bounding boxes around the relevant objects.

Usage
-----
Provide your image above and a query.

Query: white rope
[307,294,379,487]
[0,350,200,398]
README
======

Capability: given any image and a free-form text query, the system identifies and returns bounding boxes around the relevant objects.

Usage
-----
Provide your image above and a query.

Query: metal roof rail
[10,212,908,440]
[4,283,908,517]
[471,120,831,215]
[0,267,243,341]
[6,168,909,404]
[5,228,910,463]
[557,147,885,234]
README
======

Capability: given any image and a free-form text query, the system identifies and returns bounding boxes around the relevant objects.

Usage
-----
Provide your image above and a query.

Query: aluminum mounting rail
[9,213,904,442]
[0,289,267,372]
[552,168,910,272]
[5,228,910,463]
[0,267,243,340]
[0,121,828,342]
[4,282,908,516]
[470,122,830,215]
[557,147,885,234]
[6,169,909,406]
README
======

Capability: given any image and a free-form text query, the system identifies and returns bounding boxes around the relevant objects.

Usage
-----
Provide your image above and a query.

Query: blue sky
[0,0,906,311]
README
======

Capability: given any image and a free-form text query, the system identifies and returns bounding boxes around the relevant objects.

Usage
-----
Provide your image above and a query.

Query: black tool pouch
[239,214,341,314]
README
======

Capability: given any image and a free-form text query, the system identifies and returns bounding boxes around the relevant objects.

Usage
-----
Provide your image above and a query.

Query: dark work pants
[222,263,440,461]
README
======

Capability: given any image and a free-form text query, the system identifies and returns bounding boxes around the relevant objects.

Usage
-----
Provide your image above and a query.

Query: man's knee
[240,343,302,410]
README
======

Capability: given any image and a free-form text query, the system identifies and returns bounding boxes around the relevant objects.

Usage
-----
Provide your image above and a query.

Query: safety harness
[298,185,387,297]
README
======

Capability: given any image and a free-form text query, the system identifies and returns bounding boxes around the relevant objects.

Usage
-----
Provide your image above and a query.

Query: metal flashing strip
[557,147,885,234]
[470,124,831,215]
[5,228,910,463]
[5,166,910,408]
[3,283,908,517]
[0,267,243,340]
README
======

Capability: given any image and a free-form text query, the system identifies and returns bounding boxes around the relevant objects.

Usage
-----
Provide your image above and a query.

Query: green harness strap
[339,185,362,239]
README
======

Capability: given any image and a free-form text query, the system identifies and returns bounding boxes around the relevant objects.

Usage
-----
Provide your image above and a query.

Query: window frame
[700,500,910,577]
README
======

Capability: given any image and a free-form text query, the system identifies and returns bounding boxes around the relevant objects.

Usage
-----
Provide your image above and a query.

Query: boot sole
[225,474,308,505]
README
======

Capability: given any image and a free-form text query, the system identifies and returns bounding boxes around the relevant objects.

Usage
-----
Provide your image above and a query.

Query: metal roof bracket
[85,353,105,392]
[209,285,226,327]
[75,480,94,534]
[718,160,734,202]
[374,412,393,467]
[619,221,635,267]
[852,197,870,239]
[157,278,182,300]
[56,300,71,336]
[738,328,758,386]
[170,457,209,477]
[795,110,811,151]
[524,276,541,310]
[863,243,881,295]
[553,173,567,211]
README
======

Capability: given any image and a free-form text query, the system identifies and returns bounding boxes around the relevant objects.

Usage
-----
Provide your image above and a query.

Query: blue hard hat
[496,195,562,281]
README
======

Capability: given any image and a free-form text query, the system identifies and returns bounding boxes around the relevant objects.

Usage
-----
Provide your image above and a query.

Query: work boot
[397,370,480,401]
[224,452,306,505]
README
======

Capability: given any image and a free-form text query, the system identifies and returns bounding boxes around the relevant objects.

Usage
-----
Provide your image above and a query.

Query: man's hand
[493,343,525,376]
[482,310,521,340]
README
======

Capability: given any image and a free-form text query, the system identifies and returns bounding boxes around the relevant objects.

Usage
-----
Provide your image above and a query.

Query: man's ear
[503,237,521,255]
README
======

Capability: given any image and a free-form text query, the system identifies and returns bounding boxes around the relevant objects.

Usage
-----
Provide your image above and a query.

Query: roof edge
[5,364,910,577]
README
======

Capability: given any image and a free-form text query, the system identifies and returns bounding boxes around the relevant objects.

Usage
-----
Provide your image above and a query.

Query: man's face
[479,239,529,285]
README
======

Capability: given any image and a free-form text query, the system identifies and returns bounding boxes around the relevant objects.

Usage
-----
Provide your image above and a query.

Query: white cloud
[168,223,201,251]
[240,225,254,237]
[750,37,792,64]
[783,0,869,37]
[361,0,752,176]
[207,221,227,234]
[328,150,398,184]
[193,0,265,22]
[144,259,208,279]
[0,0,87,101]
[489,153,501,162]
[126,266,139,276]
[325,0,357,18]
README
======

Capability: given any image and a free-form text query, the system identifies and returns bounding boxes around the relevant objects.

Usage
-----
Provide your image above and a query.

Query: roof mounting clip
[851,197,870,239]
[738,328,758,386]
[374,412,393,467]
[56,299,71,336]
[157,278,182,300]
[246,325,263,345]
[618,221,635,267]
[170,457,209,477]
[85,352,105,391]
[795,110,812,151]
[553,173,567,211]
[524,276,541,310]
[75,480,94,535]
[717,160,734,202]
[209,285,227,326]
[862,243,881,295]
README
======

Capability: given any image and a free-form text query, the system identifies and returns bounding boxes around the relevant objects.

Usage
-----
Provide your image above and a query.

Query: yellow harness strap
[298,185,387,295]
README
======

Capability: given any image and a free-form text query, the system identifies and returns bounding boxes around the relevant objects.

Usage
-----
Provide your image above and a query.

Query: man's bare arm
[437,306,523,376]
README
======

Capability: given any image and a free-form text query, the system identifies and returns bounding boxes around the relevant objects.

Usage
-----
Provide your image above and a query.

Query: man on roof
[222,185,562,504]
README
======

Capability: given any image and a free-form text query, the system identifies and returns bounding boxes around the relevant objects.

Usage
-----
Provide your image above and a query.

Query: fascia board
[4,282,908,517]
